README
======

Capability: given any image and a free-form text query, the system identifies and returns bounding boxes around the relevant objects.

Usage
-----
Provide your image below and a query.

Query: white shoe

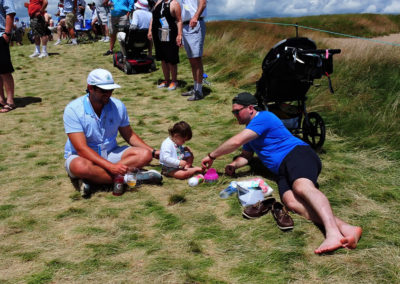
[103,37,110,43]
[38,52,48,58]
[29,52,40,58]
[54,40,61,46]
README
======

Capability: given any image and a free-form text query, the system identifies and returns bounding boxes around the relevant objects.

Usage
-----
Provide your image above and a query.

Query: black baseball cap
[232,92,257,106]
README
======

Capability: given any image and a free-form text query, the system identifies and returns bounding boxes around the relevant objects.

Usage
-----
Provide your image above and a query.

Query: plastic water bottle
[113,174,124,196]
[188,174,204,187]
[219,181,238,198]
[202,73,211,86]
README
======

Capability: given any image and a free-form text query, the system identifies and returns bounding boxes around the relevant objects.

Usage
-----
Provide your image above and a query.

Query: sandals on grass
[0,103,16,113]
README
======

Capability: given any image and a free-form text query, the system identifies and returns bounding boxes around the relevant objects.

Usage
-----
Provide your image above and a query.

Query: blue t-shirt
[63,94,130,159]
[243,111,308,174]
[111,0,134,17]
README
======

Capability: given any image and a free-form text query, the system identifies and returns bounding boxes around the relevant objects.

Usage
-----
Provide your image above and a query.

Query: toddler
[160,121,203,179]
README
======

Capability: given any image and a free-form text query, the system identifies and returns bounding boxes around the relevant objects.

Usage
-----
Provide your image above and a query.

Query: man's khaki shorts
[65,13,77,29]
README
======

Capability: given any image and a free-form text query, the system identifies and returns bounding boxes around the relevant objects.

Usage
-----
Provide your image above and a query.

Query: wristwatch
[4,32,11,37]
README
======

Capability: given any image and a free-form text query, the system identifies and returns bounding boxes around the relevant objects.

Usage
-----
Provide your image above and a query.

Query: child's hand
[179,160,187,169]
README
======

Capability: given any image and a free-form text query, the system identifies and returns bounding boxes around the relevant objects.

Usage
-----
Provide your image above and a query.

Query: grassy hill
[205,14,400,156]
[0,14,399,283]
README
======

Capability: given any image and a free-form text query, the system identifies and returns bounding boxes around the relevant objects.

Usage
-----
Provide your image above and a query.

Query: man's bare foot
[314,236,343,254]
[340,226,362,249]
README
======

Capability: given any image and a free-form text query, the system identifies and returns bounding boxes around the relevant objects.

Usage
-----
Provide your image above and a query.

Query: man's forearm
[193,0,206,19]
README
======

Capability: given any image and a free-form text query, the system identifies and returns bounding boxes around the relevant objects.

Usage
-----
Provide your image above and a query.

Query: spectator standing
[27,0,50,58]
[0,0,16,113]
[11,16,24,46]
[103,0,134,56]
[180,0,207,101]
[63,0,78,45]
[94,0,110,42]
[148,0,182,91]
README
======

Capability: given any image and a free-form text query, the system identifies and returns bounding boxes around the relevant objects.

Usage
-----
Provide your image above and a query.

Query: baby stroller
[255,37,341,150]
[113,27,156,74]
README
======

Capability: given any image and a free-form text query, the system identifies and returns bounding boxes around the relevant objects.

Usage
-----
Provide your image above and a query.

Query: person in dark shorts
[148,0,182,91]
[27,0,49,58]
[201,92,363,254]
[0,0,16,113]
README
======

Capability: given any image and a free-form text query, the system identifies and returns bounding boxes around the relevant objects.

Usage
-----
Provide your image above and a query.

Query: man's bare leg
[283,181,362,253]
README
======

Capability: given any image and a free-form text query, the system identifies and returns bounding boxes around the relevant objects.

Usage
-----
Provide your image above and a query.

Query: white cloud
[208,0,399,19]
[382,1,400,13]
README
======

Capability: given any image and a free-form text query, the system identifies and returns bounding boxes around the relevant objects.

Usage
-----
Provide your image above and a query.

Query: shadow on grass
[14,96,42,108]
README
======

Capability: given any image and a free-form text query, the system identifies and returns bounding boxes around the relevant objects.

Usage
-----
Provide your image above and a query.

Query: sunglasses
[232,106,247,115]
[94,86,113,94]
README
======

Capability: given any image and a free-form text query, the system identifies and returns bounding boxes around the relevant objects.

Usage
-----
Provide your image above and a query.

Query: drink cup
[126,172,137,190]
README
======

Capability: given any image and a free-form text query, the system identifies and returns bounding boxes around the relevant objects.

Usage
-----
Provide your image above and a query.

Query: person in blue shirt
[0,0,16,113]
[201,92,362,254]
[103,0,134,56]
[64,68,160,196]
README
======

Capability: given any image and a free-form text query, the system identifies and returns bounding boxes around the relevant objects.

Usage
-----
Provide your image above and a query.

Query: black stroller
[113,27,156,74]
[255,37,341,150]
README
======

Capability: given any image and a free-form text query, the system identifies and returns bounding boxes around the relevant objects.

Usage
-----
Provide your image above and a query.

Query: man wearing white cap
[117,0,152,57]
[63,68,161,197]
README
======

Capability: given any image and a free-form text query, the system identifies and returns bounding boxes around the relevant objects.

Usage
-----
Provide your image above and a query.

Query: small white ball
[188,177,198,187]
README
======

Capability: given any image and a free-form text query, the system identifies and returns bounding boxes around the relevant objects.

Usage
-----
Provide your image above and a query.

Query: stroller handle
[298,49,341,55]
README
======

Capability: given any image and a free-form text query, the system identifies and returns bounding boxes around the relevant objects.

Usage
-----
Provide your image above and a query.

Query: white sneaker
[103,37,110,43]
[29,52,40,58]
[38,52,48,58]
[54,40,61,46]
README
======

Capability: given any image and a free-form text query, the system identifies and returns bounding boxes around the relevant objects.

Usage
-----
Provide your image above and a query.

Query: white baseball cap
[135,0,149,10]
[87,68,121,90]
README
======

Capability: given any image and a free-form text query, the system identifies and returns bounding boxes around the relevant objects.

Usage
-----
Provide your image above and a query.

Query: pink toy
[204,168,219,183]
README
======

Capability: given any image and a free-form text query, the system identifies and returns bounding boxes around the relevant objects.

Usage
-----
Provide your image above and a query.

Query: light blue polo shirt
[243,111,308,174]
[0,0,16,36]
[63,94,130,159]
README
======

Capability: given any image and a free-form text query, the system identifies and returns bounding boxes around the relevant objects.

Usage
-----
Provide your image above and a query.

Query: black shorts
[277,145,321,199]
[0,37,14,74]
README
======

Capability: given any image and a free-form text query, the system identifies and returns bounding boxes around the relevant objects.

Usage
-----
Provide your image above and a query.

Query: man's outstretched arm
[201,129,258,169]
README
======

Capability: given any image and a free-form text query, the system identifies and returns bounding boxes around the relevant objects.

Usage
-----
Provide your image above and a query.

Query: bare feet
[314,235,343,254]
[340,226,362,249]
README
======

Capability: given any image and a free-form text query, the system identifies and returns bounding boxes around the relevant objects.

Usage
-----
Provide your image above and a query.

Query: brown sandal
[0,103,16,113]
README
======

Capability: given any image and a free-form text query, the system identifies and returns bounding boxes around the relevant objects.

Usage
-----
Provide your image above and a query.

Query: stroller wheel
[113,54,117,67]
[302,112,325,150]
[124,62,132,74]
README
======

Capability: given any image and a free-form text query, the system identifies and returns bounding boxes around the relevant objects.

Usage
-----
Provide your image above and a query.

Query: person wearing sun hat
[201,92,362,255]
[63,68,161,197]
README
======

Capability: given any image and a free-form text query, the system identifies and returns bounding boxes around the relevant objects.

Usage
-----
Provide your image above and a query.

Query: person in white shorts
[180,0,207,101]
[63,68,161,197]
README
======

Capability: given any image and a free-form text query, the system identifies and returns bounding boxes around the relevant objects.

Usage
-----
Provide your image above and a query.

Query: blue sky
[14,0,400,23]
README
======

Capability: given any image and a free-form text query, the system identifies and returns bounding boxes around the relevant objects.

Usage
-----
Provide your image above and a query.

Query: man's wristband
[208,153,216,160]
[4,32,11,37]
[152,149,156,158]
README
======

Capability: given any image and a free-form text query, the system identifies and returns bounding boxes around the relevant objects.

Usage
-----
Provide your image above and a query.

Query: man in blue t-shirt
[63,68,160,197]
[201,92,362,254]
